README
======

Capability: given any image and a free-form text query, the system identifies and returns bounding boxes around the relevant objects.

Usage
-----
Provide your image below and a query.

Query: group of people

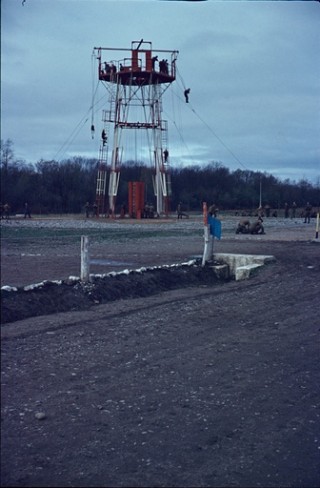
[283,201,298,219]
[103,62,117,75]
[236,216,265,235]
[0,202,31,219]
[152,57,170,74]
[245,201,314,221]
[158,58,169,74]
[235,201,315,234]
[280,201,313,221]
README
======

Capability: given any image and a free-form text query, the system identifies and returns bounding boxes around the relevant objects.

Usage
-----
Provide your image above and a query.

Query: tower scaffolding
[93,40,178,217]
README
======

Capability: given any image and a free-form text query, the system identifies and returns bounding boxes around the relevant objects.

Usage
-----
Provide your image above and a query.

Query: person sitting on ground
[236,219,250,234]
[250,216,265,234]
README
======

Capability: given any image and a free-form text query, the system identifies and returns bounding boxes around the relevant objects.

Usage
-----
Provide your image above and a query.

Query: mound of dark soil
[1,262,228,324]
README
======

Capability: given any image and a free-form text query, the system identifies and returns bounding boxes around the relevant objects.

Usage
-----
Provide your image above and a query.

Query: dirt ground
[1,216,319,487]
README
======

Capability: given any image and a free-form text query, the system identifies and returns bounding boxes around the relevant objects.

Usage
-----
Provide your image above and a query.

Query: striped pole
[202,202,210,266]
[203,201,208,226]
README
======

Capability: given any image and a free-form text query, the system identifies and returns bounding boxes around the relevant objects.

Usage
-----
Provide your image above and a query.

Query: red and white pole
[202,202,211,266]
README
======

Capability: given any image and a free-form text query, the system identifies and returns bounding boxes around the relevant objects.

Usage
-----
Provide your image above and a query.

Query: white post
[202,224,211,266]
[81,235,90,281]
[202,202,213,266]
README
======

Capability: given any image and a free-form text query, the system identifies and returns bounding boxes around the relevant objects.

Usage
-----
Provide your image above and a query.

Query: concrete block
[214,253,275,280]
[210,264,230,280]
[235,263,262,281]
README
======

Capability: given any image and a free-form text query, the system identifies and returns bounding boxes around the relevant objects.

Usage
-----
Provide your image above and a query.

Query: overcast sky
[1,0,320,184]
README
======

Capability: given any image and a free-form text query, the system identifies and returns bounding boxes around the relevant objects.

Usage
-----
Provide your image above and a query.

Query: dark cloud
[1,0,319,183]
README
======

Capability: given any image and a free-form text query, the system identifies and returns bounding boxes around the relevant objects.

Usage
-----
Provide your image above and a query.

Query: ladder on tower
[161,120,171,214]
[95,128,109,216]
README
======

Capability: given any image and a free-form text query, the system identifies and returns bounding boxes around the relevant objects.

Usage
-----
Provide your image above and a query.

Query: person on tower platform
[159,59,168,74]
[152,55,158,70]
[184,88,190,103]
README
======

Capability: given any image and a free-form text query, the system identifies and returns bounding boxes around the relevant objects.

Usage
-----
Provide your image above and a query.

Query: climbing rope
[174,67,250,171]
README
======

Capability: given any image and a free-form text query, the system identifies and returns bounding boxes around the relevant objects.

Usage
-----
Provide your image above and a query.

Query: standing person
[264,204,271,218]
[304,202,312,223]
[85,201,90,218]
[3,202,10,219]
[24,202,31,218]
[184,88,190,103]
[284,202,290,218]
[120,203,126,219]
[152,55,158,70]
[93,201,98,218]
[291,201,297,219]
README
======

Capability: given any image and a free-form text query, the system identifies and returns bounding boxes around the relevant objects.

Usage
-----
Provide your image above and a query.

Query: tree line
[1,139,319,216]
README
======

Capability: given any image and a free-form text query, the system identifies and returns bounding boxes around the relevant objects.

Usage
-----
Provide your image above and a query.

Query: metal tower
[93,40,178,217]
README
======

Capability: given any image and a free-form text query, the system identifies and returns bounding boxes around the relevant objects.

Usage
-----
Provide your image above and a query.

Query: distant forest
[1,139,319,216]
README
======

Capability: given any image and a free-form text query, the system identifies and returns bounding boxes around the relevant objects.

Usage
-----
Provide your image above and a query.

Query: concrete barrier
[214,253,276,281]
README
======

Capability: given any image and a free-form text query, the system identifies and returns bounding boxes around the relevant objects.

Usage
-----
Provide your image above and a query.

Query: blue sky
[1,0,320,184]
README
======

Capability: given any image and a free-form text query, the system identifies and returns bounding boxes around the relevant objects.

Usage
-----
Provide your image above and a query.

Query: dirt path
[1,217,319,487]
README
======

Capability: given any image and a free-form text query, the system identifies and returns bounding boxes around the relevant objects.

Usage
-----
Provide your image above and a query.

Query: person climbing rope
[184,88,190,103]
